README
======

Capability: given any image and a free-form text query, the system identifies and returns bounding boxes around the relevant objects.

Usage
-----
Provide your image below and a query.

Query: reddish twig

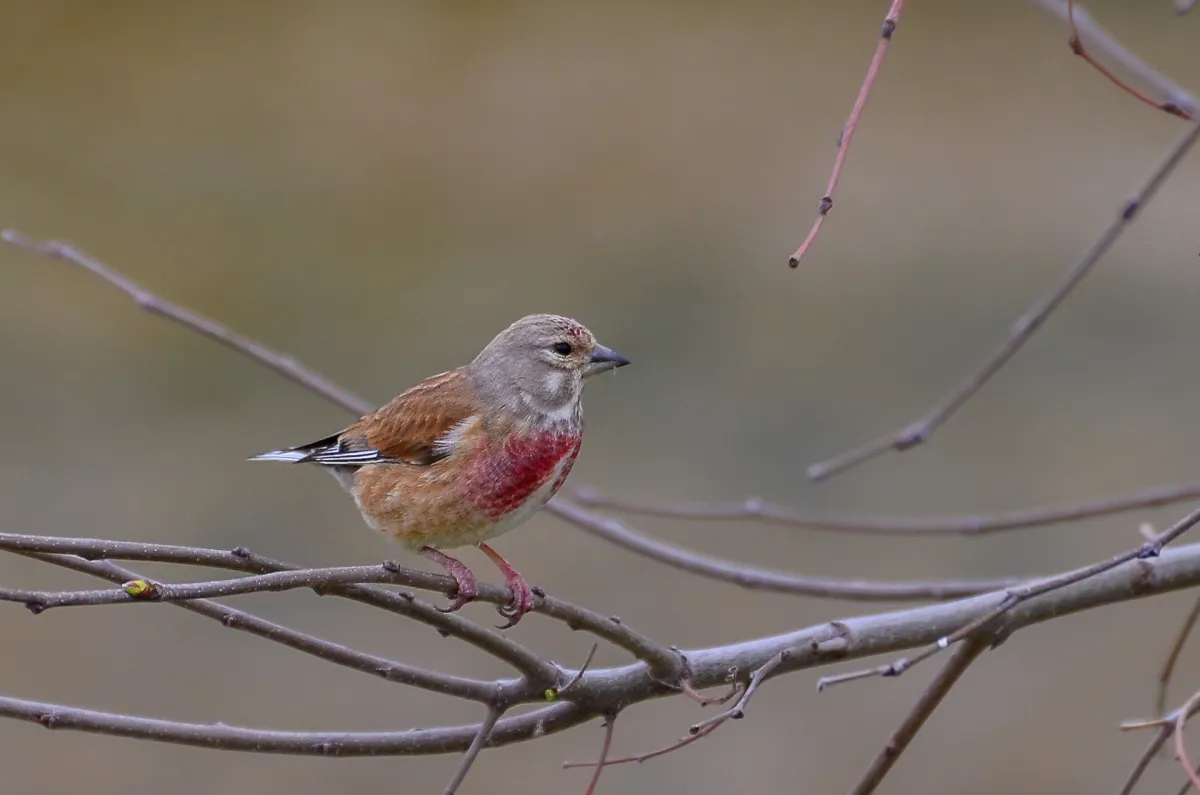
[807,118,1200,482]
[1177,689,1200,793]
[582,715,616,795]
[1065,0,1193,119]
[565,651,790,771]
[571,481,1200,537]
[788,0,904,267]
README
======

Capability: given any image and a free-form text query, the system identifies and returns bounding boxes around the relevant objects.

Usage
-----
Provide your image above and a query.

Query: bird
[248,314,629,627]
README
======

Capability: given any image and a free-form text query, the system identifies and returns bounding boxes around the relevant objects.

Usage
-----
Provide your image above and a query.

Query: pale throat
[521,369,582,426]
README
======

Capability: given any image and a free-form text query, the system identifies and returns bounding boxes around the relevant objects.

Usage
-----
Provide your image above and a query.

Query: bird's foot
[418,546,479,613]
[480,543,537,629]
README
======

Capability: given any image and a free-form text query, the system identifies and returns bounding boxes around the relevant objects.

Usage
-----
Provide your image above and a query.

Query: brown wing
[257,368,479,468]
[345,368,480,466]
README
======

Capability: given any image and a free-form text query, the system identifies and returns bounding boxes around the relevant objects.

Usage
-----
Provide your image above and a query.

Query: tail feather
[247,449,313,463]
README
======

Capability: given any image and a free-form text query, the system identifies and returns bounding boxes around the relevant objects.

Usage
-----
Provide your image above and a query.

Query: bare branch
[788,0,905,266]
[571,481,1200,537]
[846,636,990,795]
[819,504,1200,687]
[7,538,1200,755]
[549,500,1020,601]
[0,230,372,417]
[443,706,502,795]
[806,118,1200,482]
[0,532,559,686]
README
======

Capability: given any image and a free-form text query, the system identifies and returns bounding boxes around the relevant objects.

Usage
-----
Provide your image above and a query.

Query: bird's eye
[553,342,573,356]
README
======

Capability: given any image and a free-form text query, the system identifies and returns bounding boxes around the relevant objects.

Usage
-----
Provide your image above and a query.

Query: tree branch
[6,537,1200,755]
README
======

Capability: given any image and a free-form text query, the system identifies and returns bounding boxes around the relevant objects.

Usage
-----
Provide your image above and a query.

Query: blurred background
[2,1,1200,793]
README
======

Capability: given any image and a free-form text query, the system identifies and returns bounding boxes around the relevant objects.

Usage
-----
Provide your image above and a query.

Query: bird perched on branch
[249,314,629,627]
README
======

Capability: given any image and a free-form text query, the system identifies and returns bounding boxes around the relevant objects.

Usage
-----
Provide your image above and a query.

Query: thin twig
[1117,724,1174,795]
[581,715,617,795]
[443,706,502,795]
[1122,692,1200,794]
[1032,0,1197,118]
[818,504,1200,689]
[1159,595,1200,715]
[549,500,1021,601]
[564,651,791,769]
[789,0,904,267]
[845,637,990,795]
[572,481,1200,536]
[556,643,601,696]
[806,118,1200,482]
[0,230,372,417]
[1066,0,1193,119]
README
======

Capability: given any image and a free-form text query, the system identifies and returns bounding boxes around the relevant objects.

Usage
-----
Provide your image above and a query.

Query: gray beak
[586,344,630,375]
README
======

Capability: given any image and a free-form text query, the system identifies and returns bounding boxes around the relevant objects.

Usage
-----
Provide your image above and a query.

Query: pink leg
[419,546,478,613]
[480,543,537,628]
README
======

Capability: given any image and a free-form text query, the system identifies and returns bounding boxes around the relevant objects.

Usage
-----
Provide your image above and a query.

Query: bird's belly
[356,430,581,551]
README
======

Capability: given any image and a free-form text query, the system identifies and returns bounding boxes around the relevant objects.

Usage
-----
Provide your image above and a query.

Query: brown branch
[807,117,1200,482]
[1159,595,1200,716]
[1033,0,1197,118]
[845,636,990,795]
[571,481,1200,537]
[788,0,904,267]
[549,500,1020,601]
[818,504,1200,688]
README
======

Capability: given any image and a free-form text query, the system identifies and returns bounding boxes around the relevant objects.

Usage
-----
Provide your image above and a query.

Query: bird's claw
[436,570,479,614]
[494,572,537,629]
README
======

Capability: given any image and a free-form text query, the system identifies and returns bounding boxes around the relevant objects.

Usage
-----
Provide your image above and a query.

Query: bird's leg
[479,543,537,628]
[418,546,479,613]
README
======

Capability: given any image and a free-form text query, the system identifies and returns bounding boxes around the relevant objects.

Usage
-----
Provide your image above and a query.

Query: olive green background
[3,2,1200,793]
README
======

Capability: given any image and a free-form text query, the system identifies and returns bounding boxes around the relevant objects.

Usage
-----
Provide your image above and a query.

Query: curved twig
[549,500,1020,601]
[806,118,1200,481]
[571,481,1200,537]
